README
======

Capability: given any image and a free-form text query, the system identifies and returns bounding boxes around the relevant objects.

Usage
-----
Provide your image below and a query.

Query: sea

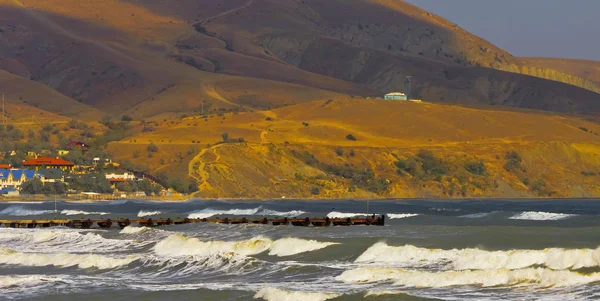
[0,199,599,301]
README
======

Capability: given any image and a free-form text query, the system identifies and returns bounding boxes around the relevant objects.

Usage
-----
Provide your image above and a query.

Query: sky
[405,0,600,61]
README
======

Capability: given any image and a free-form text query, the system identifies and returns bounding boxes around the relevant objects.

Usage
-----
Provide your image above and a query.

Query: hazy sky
[405,0,600,61]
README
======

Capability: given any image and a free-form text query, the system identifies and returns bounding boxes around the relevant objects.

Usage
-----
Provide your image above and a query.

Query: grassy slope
[524,58,600,84]
[0,70,104,121]
[107,99,600,199]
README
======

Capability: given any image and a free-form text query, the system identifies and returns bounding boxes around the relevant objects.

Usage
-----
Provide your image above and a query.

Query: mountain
[1,0,600,117]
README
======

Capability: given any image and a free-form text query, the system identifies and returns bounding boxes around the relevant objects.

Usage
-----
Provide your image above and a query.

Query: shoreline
[1,195,599,203]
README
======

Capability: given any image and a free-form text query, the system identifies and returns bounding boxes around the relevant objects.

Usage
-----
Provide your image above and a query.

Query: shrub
[310,186,320,195]
[335,147,344,156]
[121,115,133,122]
[464,160,486,175]
[346,134,357,141]
[579,127,589,132]
[265,117,273,121]
[349,149,355,157]
[504,151,522,172]
[147,143,159,153]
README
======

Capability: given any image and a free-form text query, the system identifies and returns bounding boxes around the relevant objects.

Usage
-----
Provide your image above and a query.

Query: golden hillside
[1,0,599,118]
[107,99,600,199]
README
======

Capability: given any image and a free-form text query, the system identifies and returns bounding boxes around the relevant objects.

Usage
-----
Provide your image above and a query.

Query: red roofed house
[66,141,89,152]
[23,157,75,171]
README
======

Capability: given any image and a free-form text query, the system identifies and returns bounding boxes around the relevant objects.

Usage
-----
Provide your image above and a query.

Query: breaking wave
[0,275,63,289]
[509,211,576,221]
[460,212,493,219]
[326,212,367,218]
[0,206,53,216]
[337,267,600,288]
[387,213,419,219]
[0,248,138,269]
[60,210,110,216]
[120,226,152,235]
[0,229,145,253]
[154,234,337,258]
[255,287,339,301]
[188,207,306,219]
[138,210,162,217]
[355,242,600,270]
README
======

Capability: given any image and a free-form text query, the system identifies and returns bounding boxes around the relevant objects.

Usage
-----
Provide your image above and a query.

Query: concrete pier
[0,215,385,229]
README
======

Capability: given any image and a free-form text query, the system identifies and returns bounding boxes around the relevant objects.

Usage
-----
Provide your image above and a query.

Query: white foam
[188,208,262,219]
[138,210,162,217]
[0,248,137,269]
[188,207,306,219]
[154,235,337,258]
[0,275,63,289]
[120,226,151,235]
[0,229,145,253]
[60,210,110,216]
[337,266,600,288]
[460,212,492,219]
[387,213,419,219]
[0,205,53,216]
[268,238,338,257]
[326,211,367,218]
[355,242,600,270]
[259,209,306,217]
[509,211,575,221]
[254,287,339,301]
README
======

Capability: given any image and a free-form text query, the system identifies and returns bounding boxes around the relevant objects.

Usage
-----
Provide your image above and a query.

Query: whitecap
[254,287,339,301]
[509,211,575,221]
[0,248,138,269]
[355,242,600,270]
[138,210,162,217]
[387,213,419,219]
[326,211,367,218]
[60,210,110,216]
[154,234,337,258]
[337,266,600,288]
[0,206,53,216]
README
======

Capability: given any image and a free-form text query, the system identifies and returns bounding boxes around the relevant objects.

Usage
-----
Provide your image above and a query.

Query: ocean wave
[337,266,600,288]
[0,275,63,289]
[0,205,53,216]
[387,213,419,219]
[154,234,337,258]
[509,211,576,221]
[138,210,162,217]
[188,207,306,219]
[254,287,339,301]
[0,229,145,253]
[355,242,600,270]
[459,212,493,219]
[268,238,339,257]
[60,210,110,216]
[0,248,138,269]
[120,226,152,235]
[326,212,367,218]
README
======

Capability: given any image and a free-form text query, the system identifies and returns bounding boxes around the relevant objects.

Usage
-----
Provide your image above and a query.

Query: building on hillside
[384,92,408,101]
[58,150,70,156]
[0,164,12,169]
[38,168,64,183]
[23,157,75,171]
[66,141,89,152]
[0,169,45,189]
[105,172,136,184]
[0,187,20,197]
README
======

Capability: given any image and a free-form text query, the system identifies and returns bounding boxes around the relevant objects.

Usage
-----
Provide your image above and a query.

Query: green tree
[20,178,44,194]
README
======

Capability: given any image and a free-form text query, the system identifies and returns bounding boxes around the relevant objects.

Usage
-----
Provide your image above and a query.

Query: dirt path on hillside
[198,0,254,24]
[189,146,222,191]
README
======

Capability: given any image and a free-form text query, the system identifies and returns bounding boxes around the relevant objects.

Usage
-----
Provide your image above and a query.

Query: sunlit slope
[0,70,103,120]
[524,58,600,84]
[108,100,600,198]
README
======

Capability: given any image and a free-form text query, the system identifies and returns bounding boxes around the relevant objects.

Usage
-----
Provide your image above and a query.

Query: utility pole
[405,76,412,100]
[201,84,204,115]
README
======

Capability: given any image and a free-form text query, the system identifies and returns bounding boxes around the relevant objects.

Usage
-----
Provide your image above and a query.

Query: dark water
[0,199,599,300]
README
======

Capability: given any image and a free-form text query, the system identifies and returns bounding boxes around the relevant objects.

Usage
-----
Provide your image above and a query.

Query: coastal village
[0,140,171,199]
